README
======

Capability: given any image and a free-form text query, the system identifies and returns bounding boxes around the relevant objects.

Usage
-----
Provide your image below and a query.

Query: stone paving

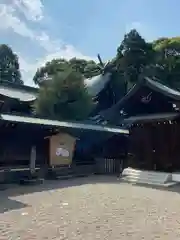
[0,176,180,239]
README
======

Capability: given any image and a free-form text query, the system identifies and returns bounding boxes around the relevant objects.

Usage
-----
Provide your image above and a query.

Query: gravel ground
[0,176,180,240]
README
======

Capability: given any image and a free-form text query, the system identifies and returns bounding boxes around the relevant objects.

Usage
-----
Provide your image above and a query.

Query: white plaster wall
[172,173,180,182]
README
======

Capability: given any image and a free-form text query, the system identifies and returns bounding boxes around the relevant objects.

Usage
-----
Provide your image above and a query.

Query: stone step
[122,175,169,183]
[123,174,170,182]
[121,168,173,186]
[121,176,177,187]
[123,168,170,177]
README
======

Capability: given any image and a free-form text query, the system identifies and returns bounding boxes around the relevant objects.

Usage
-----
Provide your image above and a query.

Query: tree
[0,44,23,84]
[151,37,180,89]
[153,37,180,56]
[34,68,94,121]
[69,58,100,77]
[116,29,154,85]
[33,58,100,85]
[33,59,69,85]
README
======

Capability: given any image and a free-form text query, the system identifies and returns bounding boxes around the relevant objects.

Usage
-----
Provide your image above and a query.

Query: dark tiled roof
[100,77,180,122]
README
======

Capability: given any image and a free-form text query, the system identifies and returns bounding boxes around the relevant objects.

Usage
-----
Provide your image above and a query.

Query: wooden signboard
[49,133,76,166]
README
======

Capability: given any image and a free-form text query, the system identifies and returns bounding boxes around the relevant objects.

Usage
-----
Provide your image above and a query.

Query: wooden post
[30,146,36,176]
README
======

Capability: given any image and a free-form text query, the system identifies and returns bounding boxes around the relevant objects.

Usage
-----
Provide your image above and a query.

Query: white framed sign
[56,146,70,157]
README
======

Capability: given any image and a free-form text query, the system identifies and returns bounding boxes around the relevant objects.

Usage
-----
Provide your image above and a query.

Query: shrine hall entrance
[128,120,180,172]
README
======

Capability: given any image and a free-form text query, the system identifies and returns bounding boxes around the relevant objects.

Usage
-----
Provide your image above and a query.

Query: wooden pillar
[30,146,36,176]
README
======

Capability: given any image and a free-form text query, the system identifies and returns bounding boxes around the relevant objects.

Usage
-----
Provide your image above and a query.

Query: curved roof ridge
[84,73,111,97]
[144,77,180,99]
[100,77,180,122]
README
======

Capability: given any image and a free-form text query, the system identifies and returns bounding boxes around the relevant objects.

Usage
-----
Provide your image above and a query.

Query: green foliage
[116,29,155,84]
[33,29,180,121]
[33,58,100,85]
[151,37,180,89]
[114,30,180,91]
[34,69,94,121]
[0,44,23,84]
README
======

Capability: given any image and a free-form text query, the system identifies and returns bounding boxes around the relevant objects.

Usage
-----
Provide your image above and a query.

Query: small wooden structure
[49,132,76,167]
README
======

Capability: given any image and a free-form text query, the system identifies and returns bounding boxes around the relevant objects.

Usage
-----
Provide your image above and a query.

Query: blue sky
[0,0,179,86]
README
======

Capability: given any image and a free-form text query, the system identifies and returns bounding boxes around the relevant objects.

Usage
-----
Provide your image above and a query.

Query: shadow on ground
[0,175,120,196]
[0,197,29,214]
[127,181,180,193]
[1,175,180,213]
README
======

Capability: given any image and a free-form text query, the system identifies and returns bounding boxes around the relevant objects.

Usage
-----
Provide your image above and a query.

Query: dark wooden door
[151,124,172,171]
[151,124,160,170]
[129,124,153,170]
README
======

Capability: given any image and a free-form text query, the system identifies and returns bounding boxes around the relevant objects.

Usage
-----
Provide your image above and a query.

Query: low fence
[95,158,122,175]
[48,159,122,177]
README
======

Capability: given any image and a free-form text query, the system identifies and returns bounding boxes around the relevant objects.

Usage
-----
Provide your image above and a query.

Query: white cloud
[0,1,95,86]
[0,6,57,52]
[35,32,61,53]
[13,0,44,21]
[18,47,95,86]
[0,4,34,38]
[18,55,37,86]
[42,45,95,63]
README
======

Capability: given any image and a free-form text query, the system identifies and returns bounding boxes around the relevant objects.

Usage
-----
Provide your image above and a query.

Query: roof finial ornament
[97,54,111,75]
[97,54,104,68]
